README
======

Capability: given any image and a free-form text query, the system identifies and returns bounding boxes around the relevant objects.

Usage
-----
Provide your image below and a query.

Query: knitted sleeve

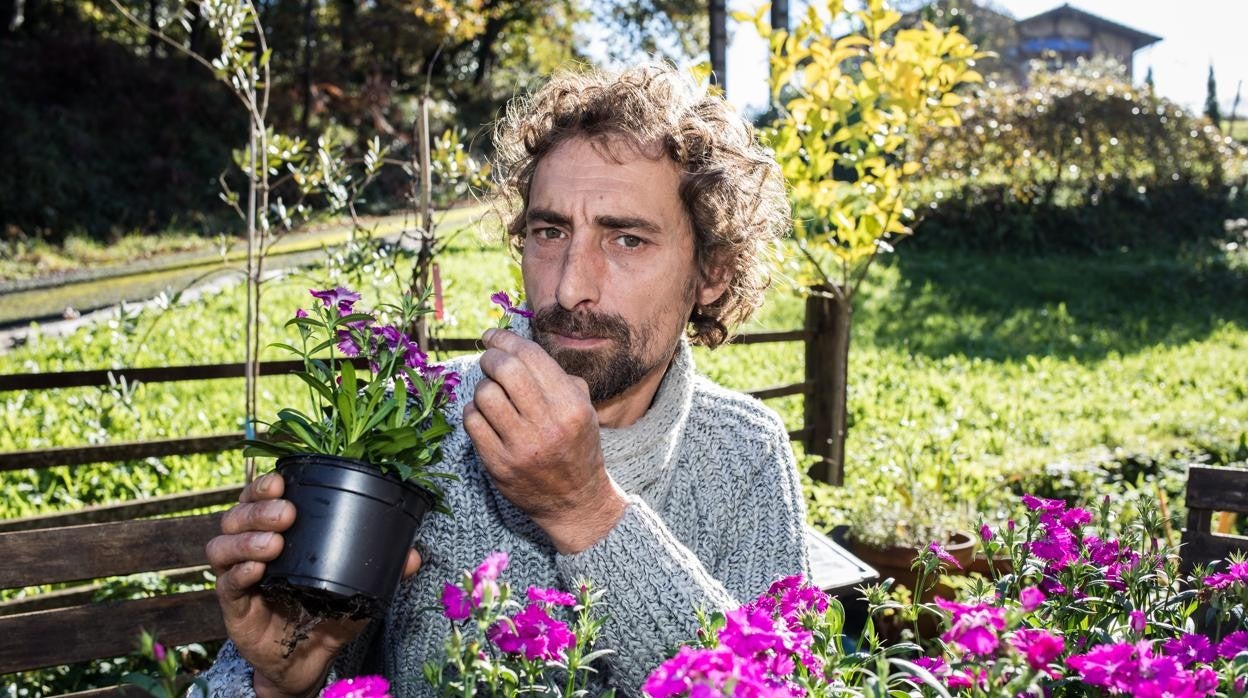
[553,419,809,696]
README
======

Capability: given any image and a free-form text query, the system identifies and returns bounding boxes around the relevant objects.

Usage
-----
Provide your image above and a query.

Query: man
[201,62,805,697]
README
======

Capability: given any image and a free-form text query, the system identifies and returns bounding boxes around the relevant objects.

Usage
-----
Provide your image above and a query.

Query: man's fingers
[239,472,284,503]
[214,560,264,621]
[479,347,543,407]
[483,328,562,374]
[402,548,423,579]
[221,499,295,535]
[463,400,505,464]
[472,378,524,441]
[206,532,284,575]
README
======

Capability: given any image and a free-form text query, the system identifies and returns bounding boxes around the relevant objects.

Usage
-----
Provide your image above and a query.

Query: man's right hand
[206,471,422,698]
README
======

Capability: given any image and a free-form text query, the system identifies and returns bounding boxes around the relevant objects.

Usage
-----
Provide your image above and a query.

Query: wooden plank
[0,590,225,674]
[57,686,148,698]
[1180,530,1248,573]
[0,566,211,616]
[0,332,800,392]
[1185,466,1248,512]
[787,427,810,442]
[0,434,243,472]
[0,486,242,533]
[747,381,810,401]
[0,513,222,589]
[728,330,810,345]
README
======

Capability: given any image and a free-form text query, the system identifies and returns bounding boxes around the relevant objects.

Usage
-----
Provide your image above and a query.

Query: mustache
[531,305,631,344]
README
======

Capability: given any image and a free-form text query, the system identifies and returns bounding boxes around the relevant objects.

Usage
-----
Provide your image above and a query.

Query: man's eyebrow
[596,215,663,236]
[525,208,572,227]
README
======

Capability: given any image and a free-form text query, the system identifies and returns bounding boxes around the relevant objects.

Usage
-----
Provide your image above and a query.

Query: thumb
[402,548,423,579]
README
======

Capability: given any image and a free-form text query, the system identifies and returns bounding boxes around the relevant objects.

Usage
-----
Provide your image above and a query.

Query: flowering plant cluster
[422,552,616,697]
[641,492,1248,697]
[242,287,459,494]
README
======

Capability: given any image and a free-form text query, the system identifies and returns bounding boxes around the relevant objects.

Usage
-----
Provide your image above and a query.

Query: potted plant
[242,286,459,622]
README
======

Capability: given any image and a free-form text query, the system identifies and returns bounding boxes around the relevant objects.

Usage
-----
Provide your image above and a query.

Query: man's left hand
[463,328,628,554]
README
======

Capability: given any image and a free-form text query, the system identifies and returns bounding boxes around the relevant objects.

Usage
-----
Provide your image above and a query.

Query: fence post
[804,292,843,485]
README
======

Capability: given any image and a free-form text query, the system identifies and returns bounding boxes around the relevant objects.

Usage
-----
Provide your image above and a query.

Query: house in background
[1012,3,1161,80]
[899,1,1161,83]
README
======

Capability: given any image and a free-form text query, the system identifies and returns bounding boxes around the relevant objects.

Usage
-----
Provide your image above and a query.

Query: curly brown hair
[492,63,791,348]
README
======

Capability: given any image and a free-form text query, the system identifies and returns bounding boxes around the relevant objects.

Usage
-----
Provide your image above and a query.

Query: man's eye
[615,234,644,249]
[531,227,564,240]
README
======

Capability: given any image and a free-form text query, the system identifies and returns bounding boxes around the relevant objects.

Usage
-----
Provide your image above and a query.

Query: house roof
[1017,3,1162,50]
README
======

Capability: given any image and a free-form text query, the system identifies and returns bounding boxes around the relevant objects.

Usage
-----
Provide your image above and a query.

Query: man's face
[521,137,724,402]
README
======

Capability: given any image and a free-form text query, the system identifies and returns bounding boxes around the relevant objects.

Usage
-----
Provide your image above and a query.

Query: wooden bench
[1181,465,1248,574]
[0,487,236,692]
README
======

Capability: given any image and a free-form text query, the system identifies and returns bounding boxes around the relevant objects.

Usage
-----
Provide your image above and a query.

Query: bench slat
[0,513,222,589]
[0,486,241,533]
[1185,465,1248,511]
[0,590,225,673]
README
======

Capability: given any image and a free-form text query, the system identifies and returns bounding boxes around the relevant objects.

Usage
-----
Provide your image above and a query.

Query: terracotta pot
[847,529,976,601]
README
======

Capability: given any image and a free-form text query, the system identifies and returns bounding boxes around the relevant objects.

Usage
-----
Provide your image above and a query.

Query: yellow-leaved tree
[745,0,985,482]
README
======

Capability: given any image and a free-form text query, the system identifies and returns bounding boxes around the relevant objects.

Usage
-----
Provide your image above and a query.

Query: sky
[723,0,1248,119]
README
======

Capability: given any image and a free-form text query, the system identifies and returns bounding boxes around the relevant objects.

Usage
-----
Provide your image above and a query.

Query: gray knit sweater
[200,323,809,697]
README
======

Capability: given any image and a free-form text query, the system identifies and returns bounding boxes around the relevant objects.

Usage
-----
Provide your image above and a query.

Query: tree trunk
[300,0,315,136]
[770,0,788,34]
[147,0,159,58]
[186,0,204,62]
[335,0,355,76]
[804,287,850,485]
[708,0,727,94]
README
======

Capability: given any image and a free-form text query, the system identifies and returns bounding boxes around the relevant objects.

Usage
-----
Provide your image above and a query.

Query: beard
[531,304,658,402]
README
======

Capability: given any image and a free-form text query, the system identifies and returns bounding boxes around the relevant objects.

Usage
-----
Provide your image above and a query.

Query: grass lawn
[2,224,1246,534]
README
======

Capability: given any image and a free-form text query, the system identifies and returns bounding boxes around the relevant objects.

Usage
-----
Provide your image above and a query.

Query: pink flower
[1022,494,1065,513]
[152,641,167,662]
[336,329,361,357]
[488,603,576,661]
[1011,629,1065,672]
[1019,586,1046,611]
[1059,507,1093,528]
[490,291,534,318]
[294,308,308,319]
[935,598,1006,656]
[1203,561,1248,590]
[323,676,391,698]
[441,582,472,621]
[310,287,362,315]
[1218,631,1248,659]
[979,524,993,543]
[1029,523,1079,569]
[527,586,578,607]
[928,541,963,570]
[1129,610,1147,634]
[471,551,509,605]
[1067,641,1214,697]
[642,646,781,698]
[1163,634,1216,666]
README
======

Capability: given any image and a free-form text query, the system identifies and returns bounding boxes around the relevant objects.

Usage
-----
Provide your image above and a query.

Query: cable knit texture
[198,316,809,697]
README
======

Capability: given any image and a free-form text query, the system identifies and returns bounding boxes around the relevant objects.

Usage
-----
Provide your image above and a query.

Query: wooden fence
[0,296,844,682]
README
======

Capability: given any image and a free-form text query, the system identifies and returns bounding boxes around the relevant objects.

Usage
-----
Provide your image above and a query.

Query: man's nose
[555,234,604,310]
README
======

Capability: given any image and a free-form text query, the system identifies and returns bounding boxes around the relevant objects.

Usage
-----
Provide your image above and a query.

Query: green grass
[2,229,1247,533]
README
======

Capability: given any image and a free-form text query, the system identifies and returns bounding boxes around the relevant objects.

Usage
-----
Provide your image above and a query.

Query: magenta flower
[935,598,1006,656]
[928,541,963,570]
[979,524,993,543]
[1218,630,1248,659]
[152,641,167,662]
[1029,522,1079,569]
[1203,560,1248,590]
[1011,628,1065,672]
[1129,610,1147,634]
[490,291,534,319]
[1059,507,1093,528]
[527,586,577,607]
[1066,641,1141,690]
[294,308,308,319]
[1163,633,1216,666]
[323,676,391,698]
[310,287,362,315]
[470,551,508,605]
[336,329,361,357]
[441,582,472,621]
[642,646,779,698]
[488,603,576,661]
[1022,494,1065,513]
[1019,586,1046,611]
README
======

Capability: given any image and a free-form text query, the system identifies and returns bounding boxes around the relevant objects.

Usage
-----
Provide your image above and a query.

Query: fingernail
[265,501,285,523]
[482,328,496,344]
[253,532,274,550]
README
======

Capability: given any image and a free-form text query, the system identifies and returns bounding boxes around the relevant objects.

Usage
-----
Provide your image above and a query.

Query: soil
[260,580,379,657]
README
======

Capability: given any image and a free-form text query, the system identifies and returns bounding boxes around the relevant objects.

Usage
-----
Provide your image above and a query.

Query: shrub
[912,58,1248,253]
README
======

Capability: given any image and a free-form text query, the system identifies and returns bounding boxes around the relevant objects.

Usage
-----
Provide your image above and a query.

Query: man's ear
[697,263,730,307]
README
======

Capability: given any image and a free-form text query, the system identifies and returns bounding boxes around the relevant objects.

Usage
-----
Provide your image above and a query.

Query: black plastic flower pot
[261,453,436,620]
